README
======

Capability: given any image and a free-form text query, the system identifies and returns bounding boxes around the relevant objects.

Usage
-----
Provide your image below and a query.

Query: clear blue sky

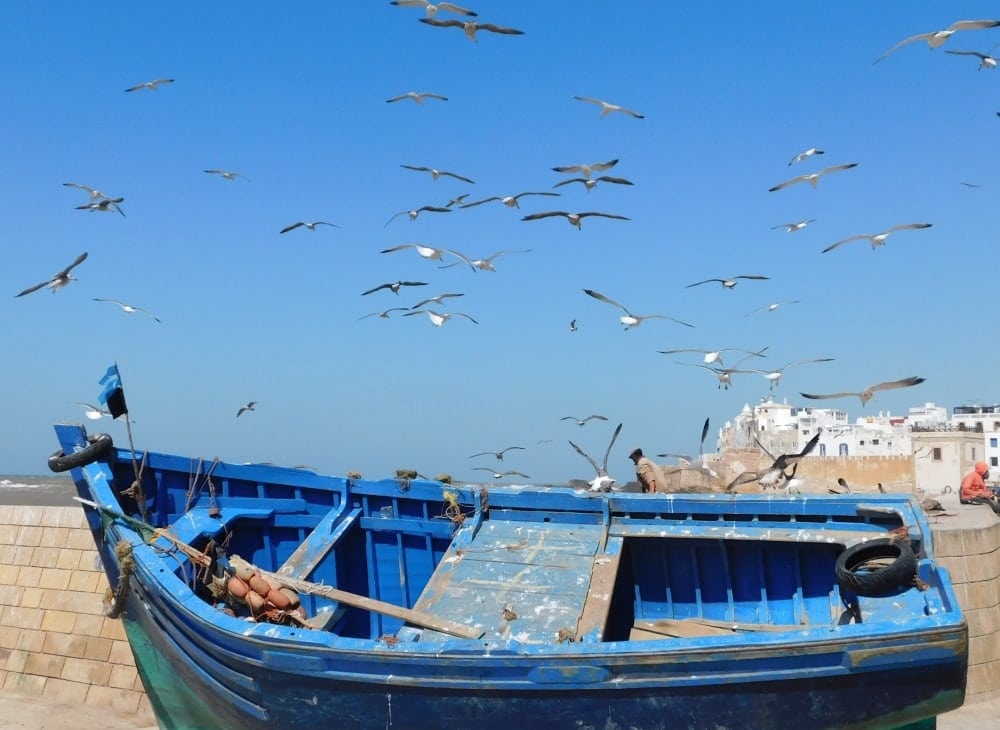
[3,2,999,482]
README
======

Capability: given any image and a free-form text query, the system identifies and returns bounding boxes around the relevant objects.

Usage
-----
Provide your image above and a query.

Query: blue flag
[98,362,128,419]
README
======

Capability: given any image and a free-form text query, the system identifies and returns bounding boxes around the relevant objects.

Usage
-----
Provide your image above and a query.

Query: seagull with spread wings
[362,280,429,296]
[468,446,525,462]
[788,148,824,166]
[409,292,464,309]
[522,210,629,228]
[569,422,622,492]
[658,347,767,366]
[76,197,125,216]
[385,91,448,104]
[75,402,112,420]
[552,158,619,179]
[204,169,250,182]
[62,182,112,200]
[552,175,634,192]
[404,309,478,326]
[658,417,711,461]
[800,376,926,406]
[771,219,815,233]
[740,358,835,390]
[93,298,161,322]
[280,221,339,234]
[125,78,174,92]
[727,431,821,491]
[561,414,608,426]
[674,362,747,390]
[572,96,645,119]
[821,223,933,253]
[418,18,524,40]
[584,289,694,330]
[380,243,465,262]
[945,49,999,70]
[685,275,769,290]
[359,307,410,320]
[460,191,559,209]
[400,164,474,183]
[440,249,530,272]
[389,0,476,17]
[472,468,531,480]
[16,252,88,297]
[768,163,859,192]
[874,19,1000,64]
[384,205,452,226]
[747,301,799,316]
[236,401,257,418]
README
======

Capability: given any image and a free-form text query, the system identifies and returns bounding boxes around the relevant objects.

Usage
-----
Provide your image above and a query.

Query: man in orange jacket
[960,461,1000,513]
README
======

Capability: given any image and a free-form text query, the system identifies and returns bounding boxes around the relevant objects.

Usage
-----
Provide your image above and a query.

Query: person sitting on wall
[959,461,1000,514]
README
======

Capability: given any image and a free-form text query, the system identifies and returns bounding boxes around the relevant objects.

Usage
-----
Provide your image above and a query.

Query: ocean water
[0,474,77,506]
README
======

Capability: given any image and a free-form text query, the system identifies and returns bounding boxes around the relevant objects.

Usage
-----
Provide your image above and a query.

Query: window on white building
[839,443,849,456]
[933,448,942,461]
[992,457,999,468]
[819,443,826,456]
[872,438,880,445]
[991,437,998,448]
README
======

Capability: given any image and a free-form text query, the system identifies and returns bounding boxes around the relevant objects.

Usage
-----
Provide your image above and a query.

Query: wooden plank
[277,505,360,580]
[634,617,804,636]
[632,618,732,638]
[574,536,623,641]
[610,522,874,546]
[256,567,484,640]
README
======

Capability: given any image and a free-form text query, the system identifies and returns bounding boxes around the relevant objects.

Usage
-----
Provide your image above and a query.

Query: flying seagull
[280,221,339,234]
[560,414,608,426]
[440,249,531,272]
[874,19,1000,64]
[468,446,525,462]
[62,182,112,200]
[418,18,525,40]
[380,243,464,262]
[385,91,448,104]
[657,347,767,366]
[569,421,623,492]
[571,96,645,119]
[800,376,926,406]
[821,223,932,253]
[472,468,531,479]
[788,148,824,166]
[445,194,471,207]
[404,309,478,326]
[125,78,174,92]
[389,1,476,17]
[460,191,560,209]
[409,292,464,309]
[945,49,999,70]
[771,219,816,233]
[384,205,452,226]
[359,307,410,320]
[675,362,747,390]
[362,280,429,296]
[747,301,799,316]
[740,358,835,390]
[552,158,619,179]
[75,402,111,420]
[236,401,257,418]
[75,197,125,217]
[727,431,821,491]
[569,319,578,332]
[204,169,250,182]
[658,417,711,461]
[16,252,88,297]
[685,275,769,289]
[400,164,474,183]
[92,298,160,322]
[768,163,859,192]
[584,288,694,330]
[522,210,629,228]
[552,175,635,192]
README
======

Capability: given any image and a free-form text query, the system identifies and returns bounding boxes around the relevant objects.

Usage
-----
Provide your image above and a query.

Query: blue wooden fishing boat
[51,423,967,729]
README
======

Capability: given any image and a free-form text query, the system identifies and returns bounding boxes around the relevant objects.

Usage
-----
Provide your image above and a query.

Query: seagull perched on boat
[385,91,448,104]
[468,446,525,462]
[400,164,474,183]
[16,252,88,297]
[945,49,999,70]
[460,191,560,209]
[571,96,645,119]
[727,431,821,492]
[821,223,933,253]
[658,347,767,366]
[75,402,111,420]
[384,205,452,226]
[561,414,608,426]
[76,197,125,217]
[361,280,429,296]
[584,289,694,330]
[418,18,525,41]
[522,210,629,228]
[409,292,464,309]
[358,307,410,320]
[380,243,464,262]
[280,221,339,234]
[768,163,859,192]
[92,298,160,322]
[472,468,531,480]
[741,358,835,390]
[552,159,619,179]
[685,275,769,290]
[788,148,824,166]
[124,78,174,92]
[236,401,257,418]
[874,19,1000,64]
[569,421,622,492]
[404,309,478,326]
[771,219,816,233]
[800,376,926,406]
[204,169,250,182]
[440,249,530,272]
[552,175,634,192]
[389,0,476,17]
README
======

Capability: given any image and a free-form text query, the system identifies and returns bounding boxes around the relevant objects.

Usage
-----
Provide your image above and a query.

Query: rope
[104,539,135,618]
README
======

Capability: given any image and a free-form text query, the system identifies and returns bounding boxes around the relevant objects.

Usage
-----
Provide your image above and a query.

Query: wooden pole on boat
[257,568,485,640]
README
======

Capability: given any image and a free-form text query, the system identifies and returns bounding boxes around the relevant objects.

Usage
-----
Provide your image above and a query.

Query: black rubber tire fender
[48,433,113,473]
[835,537,918,597]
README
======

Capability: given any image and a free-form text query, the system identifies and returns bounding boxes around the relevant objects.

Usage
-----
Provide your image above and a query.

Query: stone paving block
[965,555,1000,583]
[3,648,27,673]
[965,579,1000,611]
[3,605,43,630]
[24,651,65,678]
[0,564,19,585]
[3,670,45,695]
[14,566,41,588]
[84,684,142,714]
[42,631,88,659]
[15,628,44,653]
[107,639,134,665]
[14,526,43,548]
[0,585,24,607]
[83,635,112,662]
[57,548,84,571]
[101,618,127,642]
[61,656,112,685]
[937,556,965,583]
[37,568,71,591]
[40,675,89,704]
[10,545,35,566]
[72,612,105,637]
[66,568,100,593]
[19,586,42,609]
[108,663,138,690]
[30,546,61,569]
[0,545,14,563]
[0,625,17,650]
[39,527,70,549]
[40,609,76,633]
[66,529,97,551]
